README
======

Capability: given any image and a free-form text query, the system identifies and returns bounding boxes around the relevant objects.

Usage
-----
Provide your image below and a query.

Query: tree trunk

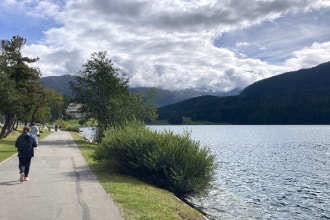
[0,113,16,139]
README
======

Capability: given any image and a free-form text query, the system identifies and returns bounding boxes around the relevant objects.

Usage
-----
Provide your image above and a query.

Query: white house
[65,103,84,118]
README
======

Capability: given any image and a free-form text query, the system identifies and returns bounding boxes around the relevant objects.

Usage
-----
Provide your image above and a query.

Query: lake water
[80,125,330,220]
[79,127,97,142]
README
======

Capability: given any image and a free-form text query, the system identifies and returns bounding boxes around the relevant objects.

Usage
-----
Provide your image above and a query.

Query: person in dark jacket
[15,126,38,182]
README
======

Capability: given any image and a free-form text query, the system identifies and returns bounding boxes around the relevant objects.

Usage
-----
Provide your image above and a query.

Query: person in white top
[29,122,40,149]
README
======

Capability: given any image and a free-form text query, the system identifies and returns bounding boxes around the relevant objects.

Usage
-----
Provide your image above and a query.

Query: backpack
[17,135,33,154]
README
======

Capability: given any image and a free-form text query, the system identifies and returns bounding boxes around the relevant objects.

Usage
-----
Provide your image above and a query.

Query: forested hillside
[158,61,330,124]
[240,61,330,96]
[40,75,74,97]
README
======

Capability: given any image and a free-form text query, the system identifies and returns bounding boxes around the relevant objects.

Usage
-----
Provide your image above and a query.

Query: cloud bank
[2,0,330,92]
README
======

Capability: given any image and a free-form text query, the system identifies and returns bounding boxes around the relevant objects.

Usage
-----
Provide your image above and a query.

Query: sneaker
[24,176,30,181]
[19,173,24,182]
[35,147,39,150]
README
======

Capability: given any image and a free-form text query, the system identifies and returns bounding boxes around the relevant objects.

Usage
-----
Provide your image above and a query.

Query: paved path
[0,131,123,220]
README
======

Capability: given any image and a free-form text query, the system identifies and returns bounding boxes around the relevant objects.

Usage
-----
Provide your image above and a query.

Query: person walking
[29,122,40,149]
[15,126,37,182]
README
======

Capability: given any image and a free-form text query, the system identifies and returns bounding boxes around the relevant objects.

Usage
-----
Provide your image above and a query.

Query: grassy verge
[71,132,206,220]
[0,131,20,162]
[0,128,52,163]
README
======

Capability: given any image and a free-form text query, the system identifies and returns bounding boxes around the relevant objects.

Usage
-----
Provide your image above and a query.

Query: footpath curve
[0,130,123,220]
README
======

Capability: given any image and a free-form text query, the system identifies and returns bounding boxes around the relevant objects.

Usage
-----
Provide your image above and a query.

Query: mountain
[240,61,330,96]
[158,61,330,124]
[39,75,239,107]
[40,74,74,97]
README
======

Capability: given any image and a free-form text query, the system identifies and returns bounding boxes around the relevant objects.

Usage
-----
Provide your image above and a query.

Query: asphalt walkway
[0,130,123,220]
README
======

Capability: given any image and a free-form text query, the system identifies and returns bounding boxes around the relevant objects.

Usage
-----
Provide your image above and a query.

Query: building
[65,103,84,118]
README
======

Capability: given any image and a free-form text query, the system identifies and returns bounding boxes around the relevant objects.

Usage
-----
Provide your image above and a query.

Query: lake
[80,125,330,220]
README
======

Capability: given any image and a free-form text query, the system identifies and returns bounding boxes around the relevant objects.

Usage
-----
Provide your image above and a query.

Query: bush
[94,120,216,197]
[62,126,80,132]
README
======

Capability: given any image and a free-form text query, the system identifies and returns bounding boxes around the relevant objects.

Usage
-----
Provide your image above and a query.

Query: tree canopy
[70,51,157,141]
[0,36,63,138]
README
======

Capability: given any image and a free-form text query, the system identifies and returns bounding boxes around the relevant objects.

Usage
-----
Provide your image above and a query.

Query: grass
[0,127,52,163]
[71,132,206,220]
[0,131,20,162]
[58,118,97,128]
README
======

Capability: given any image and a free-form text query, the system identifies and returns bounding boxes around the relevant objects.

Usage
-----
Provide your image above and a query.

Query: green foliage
[53,119,79,132]
[168,114,183,124]
[70,51,129,133]
[0,132,19,162]
[94,120,216,197]
[159,92,330,124]
[0,36,41,138]
[26,88,64,123]
[72,132,205,220]
[78,118,86,126]
[62,126,80,132]
[0,36,65,138]
[70,51,157,141]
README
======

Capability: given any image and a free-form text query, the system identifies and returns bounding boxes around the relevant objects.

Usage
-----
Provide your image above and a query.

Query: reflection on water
[148,125,330,220]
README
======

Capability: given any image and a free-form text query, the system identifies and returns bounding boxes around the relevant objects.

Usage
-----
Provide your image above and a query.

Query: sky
[1,0,330,92]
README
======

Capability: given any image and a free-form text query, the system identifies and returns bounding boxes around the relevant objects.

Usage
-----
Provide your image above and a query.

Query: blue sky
[1,0,330,92]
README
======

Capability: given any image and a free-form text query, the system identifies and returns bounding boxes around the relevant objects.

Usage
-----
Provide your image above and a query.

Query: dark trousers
[19,157,32,177]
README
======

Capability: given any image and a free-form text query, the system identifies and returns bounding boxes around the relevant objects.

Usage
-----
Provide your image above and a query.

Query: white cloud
[236,42,250,47]
[26,1,62,18]
[284,42,330,69]
[3,0,63,16]
[18,0,330,92]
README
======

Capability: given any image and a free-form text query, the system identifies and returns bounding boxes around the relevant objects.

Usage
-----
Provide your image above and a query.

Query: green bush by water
[94,120,216,197]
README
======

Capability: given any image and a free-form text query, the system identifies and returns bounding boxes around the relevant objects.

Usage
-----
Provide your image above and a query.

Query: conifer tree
[0,36,40,138]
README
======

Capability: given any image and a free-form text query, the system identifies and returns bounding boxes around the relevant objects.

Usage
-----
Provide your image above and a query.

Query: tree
[0,36,41,138]
[70,51,157,141]
[168,114,183,124]
[19,87,64,124]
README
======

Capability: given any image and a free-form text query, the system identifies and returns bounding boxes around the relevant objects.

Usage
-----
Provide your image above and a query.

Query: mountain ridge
[240,61,330,96]
[158,61,330,124]
[39,75,240,107]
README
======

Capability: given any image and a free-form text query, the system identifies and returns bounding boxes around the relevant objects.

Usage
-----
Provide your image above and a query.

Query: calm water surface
[148,125,330,220]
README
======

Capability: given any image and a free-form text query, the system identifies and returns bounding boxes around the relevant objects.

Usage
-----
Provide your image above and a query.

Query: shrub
[62,126,80,132]
[94,120,216,197]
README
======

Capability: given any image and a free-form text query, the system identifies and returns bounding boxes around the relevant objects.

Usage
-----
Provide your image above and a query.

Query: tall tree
[70,51,157,141]
[0,36,40,138]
